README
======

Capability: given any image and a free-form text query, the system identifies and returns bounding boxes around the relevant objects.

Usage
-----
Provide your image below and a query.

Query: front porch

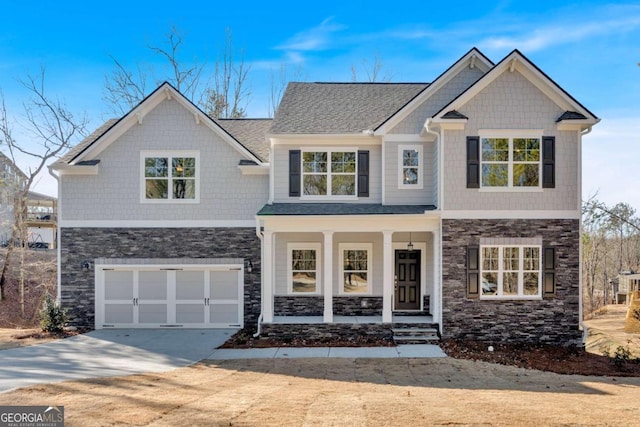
[257,209,442,338]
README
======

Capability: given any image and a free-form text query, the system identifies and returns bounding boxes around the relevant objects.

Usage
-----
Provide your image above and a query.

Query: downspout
[253,219,264,337]
[47,166,62,302]
[578,125,593,344]
[423,118,443,331]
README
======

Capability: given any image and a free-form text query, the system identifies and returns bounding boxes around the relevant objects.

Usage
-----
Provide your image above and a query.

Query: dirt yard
[1,358,639,426]
[0,328,63,350]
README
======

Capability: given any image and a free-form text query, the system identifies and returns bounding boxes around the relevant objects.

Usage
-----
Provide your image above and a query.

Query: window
[481,135,541,188]
[339,243,371,294]
[288,243,321,294]
[480,245,541,298]
[302,150,356,197]
[398,145,423,189]
[141,151,199,202]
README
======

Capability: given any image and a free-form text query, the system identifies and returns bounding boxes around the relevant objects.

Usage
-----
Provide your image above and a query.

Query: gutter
[47,166,62,303]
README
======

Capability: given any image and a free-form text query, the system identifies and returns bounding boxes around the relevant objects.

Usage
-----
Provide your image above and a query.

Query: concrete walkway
[0,329,446,393]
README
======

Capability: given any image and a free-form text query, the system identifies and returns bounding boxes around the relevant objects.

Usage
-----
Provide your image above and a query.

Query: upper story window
[302,150,356,197]
[480,135,541,189]
[481,245,541,299]
[141,151,199,203]
[398,145,423,189]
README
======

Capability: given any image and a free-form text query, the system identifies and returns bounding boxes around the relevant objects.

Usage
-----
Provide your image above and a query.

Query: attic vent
[470,54,476,69]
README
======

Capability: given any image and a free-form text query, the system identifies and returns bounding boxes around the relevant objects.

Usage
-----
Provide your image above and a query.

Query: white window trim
[478,130,543,192]
[300,148,358,200]
[338,243,372,295]
[140,150,200,204]
[397,144,423,189]
[480,244,542,300]
[287,243,322,295]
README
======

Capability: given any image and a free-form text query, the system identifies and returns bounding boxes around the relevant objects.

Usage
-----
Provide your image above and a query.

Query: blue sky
[1,0,639,212]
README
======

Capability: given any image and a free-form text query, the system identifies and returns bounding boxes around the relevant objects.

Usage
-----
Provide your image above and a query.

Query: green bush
[39,294,67,333]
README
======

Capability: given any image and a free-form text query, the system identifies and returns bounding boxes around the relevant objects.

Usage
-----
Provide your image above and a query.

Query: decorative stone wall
[441,219,581,345]
[273,296,384,316]
[60,227,261,329]
[261,323,394,342]
[274,296,323,316]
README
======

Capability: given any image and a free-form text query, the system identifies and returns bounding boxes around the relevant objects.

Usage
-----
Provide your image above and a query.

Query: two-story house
[51,48,598,344]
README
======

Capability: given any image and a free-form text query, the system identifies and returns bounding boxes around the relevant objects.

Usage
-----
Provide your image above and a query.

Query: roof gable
[375,48,493,134]
[433,49,599,126]
[54,82,265,169]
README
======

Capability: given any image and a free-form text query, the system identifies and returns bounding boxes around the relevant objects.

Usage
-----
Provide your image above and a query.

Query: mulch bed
[221,329,640,376]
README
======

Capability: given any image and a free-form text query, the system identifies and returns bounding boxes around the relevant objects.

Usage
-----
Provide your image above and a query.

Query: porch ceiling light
[407,232,414,252]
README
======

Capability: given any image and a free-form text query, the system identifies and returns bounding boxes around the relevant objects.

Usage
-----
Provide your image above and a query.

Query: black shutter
[467,136,480,188]
[357,150,369,197]
[542,136,555,188]
[467,245,480,299]
[289,150,301,197]
[543,247,556,298]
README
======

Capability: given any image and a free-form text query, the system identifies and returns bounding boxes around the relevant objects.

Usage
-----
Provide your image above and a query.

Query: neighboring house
[26,191,57,249]
[616,272,640,305]
[51,48,599,344]
[0,152,27,242]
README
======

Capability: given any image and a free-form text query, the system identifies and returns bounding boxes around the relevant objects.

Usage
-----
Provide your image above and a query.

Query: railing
[26,213,57,223]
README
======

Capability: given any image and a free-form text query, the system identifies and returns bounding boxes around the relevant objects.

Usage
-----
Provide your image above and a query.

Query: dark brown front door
[395,250,420,310]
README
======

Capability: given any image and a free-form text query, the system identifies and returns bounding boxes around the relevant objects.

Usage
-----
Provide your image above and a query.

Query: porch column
[323,231,334,322]
[263,231,274,323]
[382,230,393,323]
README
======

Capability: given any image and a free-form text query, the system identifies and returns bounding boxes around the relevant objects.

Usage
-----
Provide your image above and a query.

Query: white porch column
[263,231,274,323]
[323,231,334,323]
[432,224,442,329]
[382,230,393,323]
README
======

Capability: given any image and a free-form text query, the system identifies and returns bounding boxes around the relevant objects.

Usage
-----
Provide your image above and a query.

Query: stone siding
[261,323,394,342]
[442,219,581,344]
[273,296,383,316]
[60,227,261,329]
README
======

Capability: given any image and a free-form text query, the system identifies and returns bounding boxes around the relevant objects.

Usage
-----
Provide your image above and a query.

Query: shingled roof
[53,118,119,166]
[270,82,429,134]
[215,118,271,162]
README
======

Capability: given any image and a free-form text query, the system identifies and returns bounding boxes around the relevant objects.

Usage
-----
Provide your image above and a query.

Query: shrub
[39,294,67,333]
[603,345,633,369]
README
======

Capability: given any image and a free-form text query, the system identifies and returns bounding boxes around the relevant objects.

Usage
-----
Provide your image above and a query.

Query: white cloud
[275,17,347,52]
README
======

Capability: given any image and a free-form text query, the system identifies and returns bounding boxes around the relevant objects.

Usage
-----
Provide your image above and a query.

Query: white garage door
[95,263,243,329]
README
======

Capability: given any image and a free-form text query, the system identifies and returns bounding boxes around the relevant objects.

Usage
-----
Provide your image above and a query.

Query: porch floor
[272,315,433,324]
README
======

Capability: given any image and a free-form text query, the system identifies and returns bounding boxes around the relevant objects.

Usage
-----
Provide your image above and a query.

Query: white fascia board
[53,164,99,175]
[74,83,263,166]
[238,164,270,175]
[260,213,441,233]
[269,134,382,145]
[375,49,492,135]
[434,51,597,122]
[59,219,256,228]
[441,210,581,220]
[557,119,600,131]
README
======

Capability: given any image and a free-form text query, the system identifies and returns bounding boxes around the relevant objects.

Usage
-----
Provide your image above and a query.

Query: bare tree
[268,63,305,118]
[350,52,393,82]
[200,29,251,118]
[103,26,205,116]
[104,26,251,119]
[0,68,87,313]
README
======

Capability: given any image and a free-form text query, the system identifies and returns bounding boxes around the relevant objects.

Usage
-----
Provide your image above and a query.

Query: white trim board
[441,210,580,219]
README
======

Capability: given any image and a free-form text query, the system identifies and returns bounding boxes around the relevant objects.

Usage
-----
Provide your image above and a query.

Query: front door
[395,250,420,310]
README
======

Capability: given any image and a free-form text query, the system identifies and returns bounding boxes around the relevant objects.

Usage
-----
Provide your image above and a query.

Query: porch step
[392,327,440,345]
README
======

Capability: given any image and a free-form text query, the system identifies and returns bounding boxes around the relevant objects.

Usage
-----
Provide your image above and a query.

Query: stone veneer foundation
[274,296,384,316]
[60,227,261,329]
[441,218,581,345]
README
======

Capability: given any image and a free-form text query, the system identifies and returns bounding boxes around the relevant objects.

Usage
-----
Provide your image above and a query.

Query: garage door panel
[105,304,134,324]
[139,271,168,300]
[176,271,205,299]
[139,304,168,324]
[104,271,134,300]
[210,271,239,299]
[210,303,239,324]
[176,304,205,323]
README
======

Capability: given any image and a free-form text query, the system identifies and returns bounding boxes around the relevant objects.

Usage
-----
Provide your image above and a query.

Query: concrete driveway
[0,329,235,393]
